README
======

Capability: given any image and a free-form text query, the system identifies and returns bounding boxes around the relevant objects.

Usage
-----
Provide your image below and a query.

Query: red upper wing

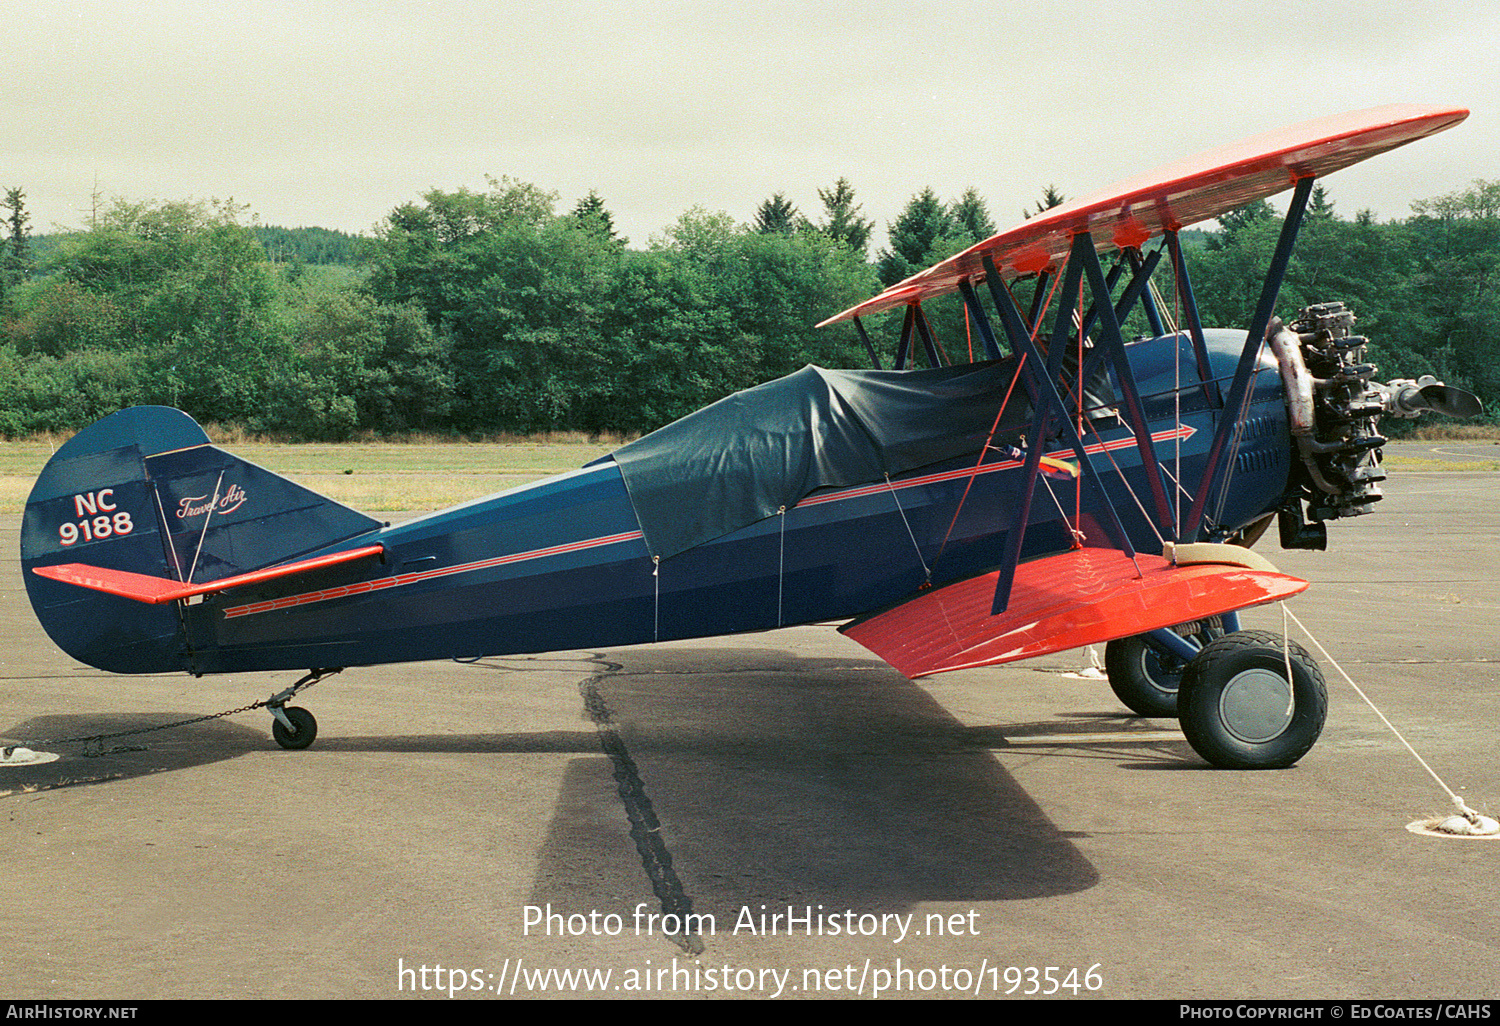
[819,104,1468,325]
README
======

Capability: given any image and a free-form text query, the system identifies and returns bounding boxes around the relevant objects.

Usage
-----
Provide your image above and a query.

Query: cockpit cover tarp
[609,361,1030,560]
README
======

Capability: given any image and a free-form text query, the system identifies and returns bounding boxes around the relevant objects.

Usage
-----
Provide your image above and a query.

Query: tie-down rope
[1280,603,1493,831]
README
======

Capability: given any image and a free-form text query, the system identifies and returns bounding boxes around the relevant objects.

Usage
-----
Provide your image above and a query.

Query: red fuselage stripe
[222,530,644,618]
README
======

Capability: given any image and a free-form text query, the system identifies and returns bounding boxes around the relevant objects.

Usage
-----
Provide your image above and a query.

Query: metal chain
[2,668,337,759]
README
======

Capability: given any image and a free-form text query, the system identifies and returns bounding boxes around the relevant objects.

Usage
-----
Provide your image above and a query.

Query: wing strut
[1164,229,1220,405]
[1025,269,1053,335]
[1184,175,1315,539]
[1077,251,1128,339]
[956,278,1006,360]
[894,305,915,370]
[852,316,882,370]
[979,246,1138,615]
[972,227,1190,613]
[1086,247,1161,343]
[1041,240,1087,387]
[912,304,942,368]
[1070,246,1169,414]
[1127,248,1166,337]
[1073,232,1178,535]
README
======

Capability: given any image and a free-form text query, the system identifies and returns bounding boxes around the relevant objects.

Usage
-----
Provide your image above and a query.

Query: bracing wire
[1080,416,1166,551]
[935,353,1030,565]
[885,474,932,586]
[186,471,224,585]
[1211,342,1272,528]
[1173,271,1183,545]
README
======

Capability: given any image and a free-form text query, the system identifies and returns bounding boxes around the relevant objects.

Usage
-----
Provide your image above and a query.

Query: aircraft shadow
[311,731,601,754]
[0,713,264,796]
[527,647,1107,911]
[0,712,622,799]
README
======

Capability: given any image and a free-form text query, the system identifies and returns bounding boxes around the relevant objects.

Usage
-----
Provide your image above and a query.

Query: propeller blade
[1418,383,1484,419]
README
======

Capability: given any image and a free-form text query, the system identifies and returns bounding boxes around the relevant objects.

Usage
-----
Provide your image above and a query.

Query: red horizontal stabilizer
[840,549,1307,679]
[32,544,385,606]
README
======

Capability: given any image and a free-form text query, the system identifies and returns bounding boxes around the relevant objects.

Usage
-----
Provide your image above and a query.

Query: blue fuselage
[178,330,1294,674]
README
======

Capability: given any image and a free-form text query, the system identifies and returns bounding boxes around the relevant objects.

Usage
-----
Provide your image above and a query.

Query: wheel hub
[1137,646,1183,694]
[1218,668,1294,743]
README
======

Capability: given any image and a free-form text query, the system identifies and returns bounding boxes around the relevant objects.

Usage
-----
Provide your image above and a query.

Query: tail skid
[22,407,382,673]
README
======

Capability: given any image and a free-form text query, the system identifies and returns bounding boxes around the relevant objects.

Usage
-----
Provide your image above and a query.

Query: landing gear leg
[1104,619,1224,717]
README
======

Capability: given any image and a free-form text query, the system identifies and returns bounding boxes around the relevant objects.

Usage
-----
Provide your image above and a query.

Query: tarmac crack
[579,657,705,955]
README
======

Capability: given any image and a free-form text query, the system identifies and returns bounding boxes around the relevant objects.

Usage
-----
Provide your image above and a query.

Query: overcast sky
[7,1,1496,246]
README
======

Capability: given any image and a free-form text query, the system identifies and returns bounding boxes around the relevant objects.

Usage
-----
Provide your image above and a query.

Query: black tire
[271,706,318,750]
[1178,630,1326,769]
[1105,620,1223,717]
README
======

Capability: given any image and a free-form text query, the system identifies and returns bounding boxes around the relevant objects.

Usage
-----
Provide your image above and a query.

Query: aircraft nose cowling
[1275,302,1484,539]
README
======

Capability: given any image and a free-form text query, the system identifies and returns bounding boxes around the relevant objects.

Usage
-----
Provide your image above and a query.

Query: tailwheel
[271,706,318,751]
[1177,630,1327,769]
[1104,620,1223,717]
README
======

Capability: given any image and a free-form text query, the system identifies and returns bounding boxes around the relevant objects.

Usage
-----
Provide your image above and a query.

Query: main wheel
[271,706,318,750]
[1105,620,1223,717]
[1178,630,1326,769]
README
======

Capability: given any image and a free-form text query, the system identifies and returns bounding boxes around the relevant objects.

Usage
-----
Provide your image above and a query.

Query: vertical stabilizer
[22,407,380,674]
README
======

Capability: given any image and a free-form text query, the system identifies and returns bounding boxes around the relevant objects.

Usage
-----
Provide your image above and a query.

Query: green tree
[254,225,366,265]
[817,178,874,256]
[1307,184,1336,222]
[753,193,805,235]
[623,210,874,429]
[1183,181,1500,421]
[572,190,626,247]
[0,279,122,356]
[876,187,955,287]
[251,289,454,439]
[3,187,31,295]
[1397,180,1500,405]
[5,198,285,424]
[1024,184,1067,219]
[950,187,996,244]
[1207,198,1276,250]
[365,177,631,432]
[874,188,994,363]
[49,198,275,348]
[1411,179,1500,221]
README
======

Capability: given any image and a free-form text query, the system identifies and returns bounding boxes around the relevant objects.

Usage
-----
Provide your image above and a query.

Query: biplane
[21,104,1479,769]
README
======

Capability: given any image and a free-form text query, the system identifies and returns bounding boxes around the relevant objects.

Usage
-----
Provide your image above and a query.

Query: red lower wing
[840,549,1308,679]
